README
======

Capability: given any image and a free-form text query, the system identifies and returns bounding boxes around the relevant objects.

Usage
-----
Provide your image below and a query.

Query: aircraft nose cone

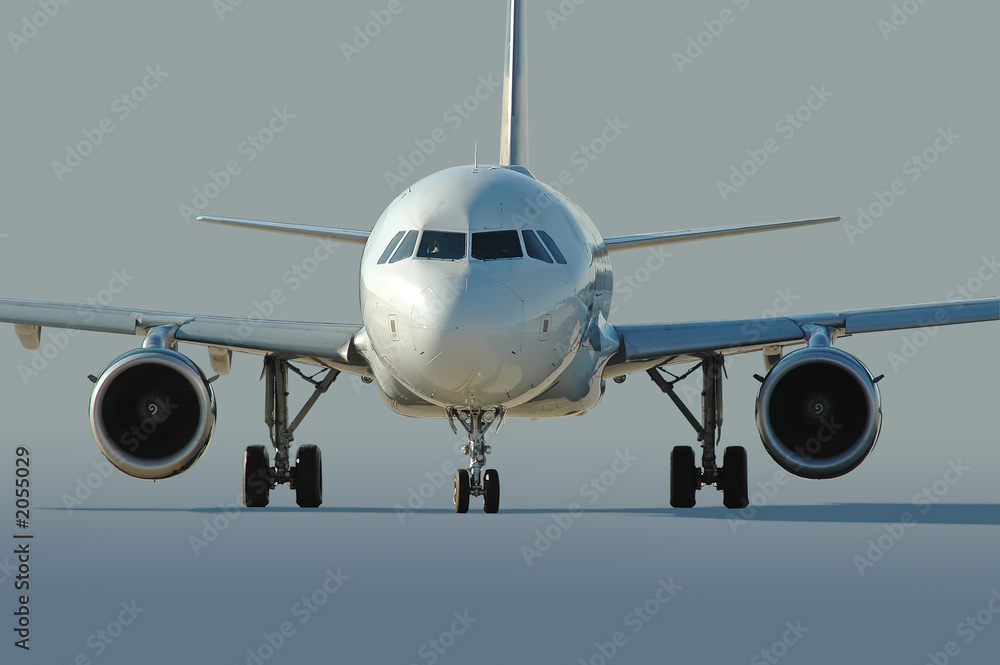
[413,277,524,331]
[410,277,527,400]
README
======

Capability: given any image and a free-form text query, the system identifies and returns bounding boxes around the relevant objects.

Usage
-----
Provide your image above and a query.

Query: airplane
[1,0,996,514]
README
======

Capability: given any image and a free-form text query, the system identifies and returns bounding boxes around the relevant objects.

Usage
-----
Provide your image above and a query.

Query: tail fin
[499,0,528,169]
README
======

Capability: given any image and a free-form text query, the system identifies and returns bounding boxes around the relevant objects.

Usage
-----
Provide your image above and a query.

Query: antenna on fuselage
[473,141,478,173]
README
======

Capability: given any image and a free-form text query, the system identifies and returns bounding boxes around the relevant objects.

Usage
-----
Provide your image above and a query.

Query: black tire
[295,445,323,508]
[722,446,749,509]
[243,445,271,508]
[670,446,698,508]
[483,469,500,514]
[453,469,470,513]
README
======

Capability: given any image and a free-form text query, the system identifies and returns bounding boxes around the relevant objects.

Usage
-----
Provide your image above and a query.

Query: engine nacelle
[756,346,881,479]
[89,348,217,480]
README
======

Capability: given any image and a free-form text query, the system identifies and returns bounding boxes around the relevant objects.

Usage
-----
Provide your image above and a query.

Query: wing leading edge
[603,216,840,252]
[0,299,369,376]
[197,216,370,245]
[605,297,1000,377]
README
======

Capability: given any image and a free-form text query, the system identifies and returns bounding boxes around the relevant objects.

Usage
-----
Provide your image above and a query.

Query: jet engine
[89,347,216,479]
[755,346,881,479]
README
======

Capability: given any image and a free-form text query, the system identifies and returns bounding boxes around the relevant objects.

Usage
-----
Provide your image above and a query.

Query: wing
[604,298,1000,377]
[603,217,840,252]
[197,216,371,245]
[0,298,369,377]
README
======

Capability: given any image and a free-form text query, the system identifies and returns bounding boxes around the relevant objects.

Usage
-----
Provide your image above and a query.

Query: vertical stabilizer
[499,0,528,168]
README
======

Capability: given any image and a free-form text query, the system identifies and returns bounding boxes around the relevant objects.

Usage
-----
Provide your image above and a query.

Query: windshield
[417,231,467,260]
[472,230,523,260]
[388,230,419,263]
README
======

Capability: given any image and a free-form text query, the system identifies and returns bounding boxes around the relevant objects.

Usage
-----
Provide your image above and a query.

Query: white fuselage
[355,166,618,418]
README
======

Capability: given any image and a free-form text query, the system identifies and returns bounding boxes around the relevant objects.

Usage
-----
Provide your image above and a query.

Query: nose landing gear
[449,408,503,513]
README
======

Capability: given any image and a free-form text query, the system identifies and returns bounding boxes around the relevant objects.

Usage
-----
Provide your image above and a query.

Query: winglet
[499,0,528,169]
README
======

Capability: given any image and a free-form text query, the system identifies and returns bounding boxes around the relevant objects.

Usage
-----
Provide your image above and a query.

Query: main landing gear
[647,354,749,509]
[243,356,340,508]
[449,409,503,514]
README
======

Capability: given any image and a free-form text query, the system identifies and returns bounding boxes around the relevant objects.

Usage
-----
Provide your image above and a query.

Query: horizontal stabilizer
[603,216,840,252]
[198,216,370,245]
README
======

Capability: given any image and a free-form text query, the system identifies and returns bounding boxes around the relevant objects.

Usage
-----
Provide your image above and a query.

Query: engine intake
[89,348,216,479]
[756,346,881,479]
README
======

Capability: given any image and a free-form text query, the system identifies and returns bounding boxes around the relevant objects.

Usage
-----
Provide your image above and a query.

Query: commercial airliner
[2,1,996,513]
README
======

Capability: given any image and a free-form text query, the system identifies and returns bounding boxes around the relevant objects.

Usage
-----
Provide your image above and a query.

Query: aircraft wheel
[453,469,470,514]
[722,446,749,509]
[295,445,323,508]
[483,469,500,514]
[243,445,271,508]
[670,446,698,508]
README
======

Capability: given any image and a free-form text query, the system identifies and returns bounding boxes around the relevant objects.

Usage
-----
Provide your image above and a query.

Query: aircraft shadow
[41,503,1000,525]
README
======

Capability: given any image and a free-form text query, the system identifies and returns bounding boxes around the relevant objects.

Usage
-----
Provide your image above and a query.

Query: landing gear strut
[242,356,338,508]
[648,354,749,509]
[449,409,502,513]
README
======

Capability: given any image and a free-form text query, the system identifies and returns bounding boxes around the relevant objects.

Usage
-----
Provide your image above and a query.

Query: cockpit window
[536,230,567,265]
[522,230,553,263]
[417,231,466,260]
[388,230,419,263]
[472,230,523,260]
[377,231,406,265]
